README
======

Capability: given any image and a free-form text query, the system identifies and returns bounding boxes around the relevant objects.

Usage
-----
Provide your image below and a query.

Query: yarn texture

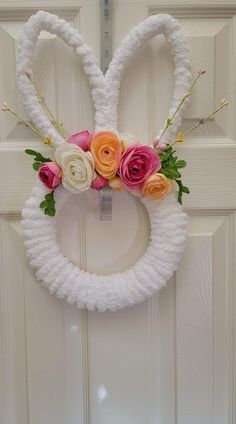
[19,11,190,311]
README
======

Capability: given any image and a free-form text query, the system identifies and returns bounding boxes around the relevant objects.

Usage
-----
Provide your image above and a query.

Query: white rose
[54,143,94,193]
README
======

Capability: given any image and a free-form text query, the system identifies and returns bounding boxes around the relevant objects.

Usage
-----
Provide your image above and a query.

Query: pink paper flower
[197,68,206,76]
[119,145,161,190]
[153,138,167,151]
[68,130,92,151]
[91,175,108,191]
[153,138,160,149]
[38,162,62,189]
[158,144,168,151]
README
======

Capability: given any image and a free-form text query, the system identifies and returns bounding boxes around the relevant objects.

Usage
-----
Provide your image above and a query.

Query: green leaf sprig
[175,179,190,204]
[159,146,189,204]
[40,192,56,216]
[25,149,52,171]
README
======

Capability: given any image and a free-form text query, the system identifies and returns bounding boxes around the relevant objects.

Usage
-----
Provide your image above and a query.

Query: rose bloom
[119,145,161,190]
[91,175,108,191]
[54,143,94,193]
[38,162,62,189]
[90,131,122,179]
[141,173,172,199]
[68,130,92,151]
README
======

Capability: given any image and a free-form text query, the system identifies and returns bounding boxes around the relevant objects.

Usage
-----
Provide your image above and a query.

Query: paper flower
[38,162,62,189]
[54,143,94,193]
[91,175,108,190]
[108,176,124,192]
[90,131,122,179]
[68,130,92,151]
[119,145,161,190]
[141,173,172,199]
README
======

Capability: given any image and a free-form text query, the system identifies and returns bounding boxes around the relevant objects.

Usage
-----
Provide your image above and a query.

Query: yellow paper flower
[176,132,183,143]
[90,131,122,179]
[141,173,172,200]
[121,139,126,152]
[108,176,124,192]
[43,136,52,146]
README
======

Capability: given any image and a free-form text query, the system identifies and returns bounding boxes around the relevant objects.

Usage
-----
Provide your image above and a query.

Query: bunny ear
[16,10,105,145]
[104,14,191,142]
[17,12,191,142]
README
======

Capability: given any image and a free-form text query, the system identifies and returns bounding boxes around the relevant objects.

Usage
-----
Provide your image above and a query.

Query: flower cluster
[1,70,229,216]
[34,130,174,208]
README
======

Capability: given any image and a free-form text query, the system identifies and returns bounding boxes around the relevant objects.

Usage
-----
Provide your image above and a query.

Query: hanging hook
[99,186,113,220]
[99,0,113,220]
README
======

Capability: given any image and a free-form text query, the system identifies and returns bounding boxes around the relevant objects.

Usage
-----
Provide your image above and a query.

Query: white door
[0,1,235,423]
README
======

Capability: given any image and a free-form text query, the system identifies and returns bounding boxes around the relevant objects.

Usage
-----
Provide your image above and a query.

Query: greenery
[159,146,190,204]
[174,179,190,204]
[25,149,52,171]
[39,191,56,216]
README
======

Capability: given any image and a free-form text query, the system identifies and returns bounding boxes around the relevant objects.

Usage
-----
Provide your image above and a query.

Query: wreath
[1,11,228,311]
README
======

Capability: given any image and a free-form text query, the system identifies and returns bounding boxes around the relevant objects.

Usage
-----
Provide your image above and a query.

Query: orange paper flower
[141,173,172,200]
[90,131,122,179]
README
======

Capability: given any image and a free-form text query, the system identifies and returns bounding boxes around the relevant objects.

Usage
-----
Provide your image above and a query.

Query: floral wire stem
[168,99,229,148]
[158,69,206,142]
[1,102,42,138]
[25,72,66,139]
[1,102,54,149]
[187,68,206,93]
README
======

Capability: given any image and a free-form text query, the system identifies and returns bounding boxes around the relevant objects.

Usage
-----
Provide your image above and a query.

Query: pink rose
[91,175,108,191]
[119,145,161,189]
[68,130,92,151]
[38,162,62,189]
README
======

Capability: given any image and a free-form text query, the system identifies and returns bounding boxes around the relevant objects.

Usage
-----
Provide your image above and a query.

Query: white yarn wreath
[19,11,191,311]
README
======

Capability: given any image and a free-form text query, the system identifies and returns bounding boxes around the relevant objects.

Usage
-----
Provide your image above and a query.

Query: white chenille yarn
[19,11,190,311]
[22,182,187,311]
[16,11,191,140]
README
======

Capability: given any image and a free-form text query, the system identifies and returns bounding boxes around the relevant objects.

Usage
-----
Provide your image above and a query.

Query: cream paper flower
[54,143,94,193]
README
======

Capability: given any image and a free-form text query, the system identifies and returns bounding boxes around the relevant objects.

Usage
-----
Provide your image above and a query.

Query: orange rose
[141,173,172,199]
[90,131,122,179]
